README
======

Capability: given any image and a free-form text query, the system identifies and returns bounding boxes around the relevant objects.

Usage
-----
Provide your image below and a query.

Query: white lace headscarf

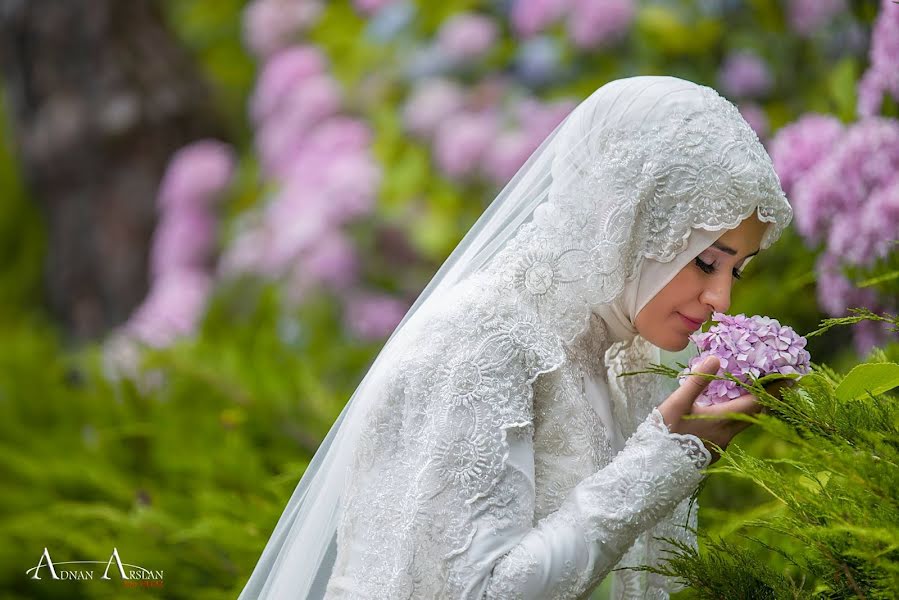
[237,76,793,599]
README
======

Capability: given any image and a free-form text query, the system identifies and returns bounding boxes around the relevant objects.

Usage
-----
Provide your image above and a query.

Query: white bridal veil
[237,76,793,599]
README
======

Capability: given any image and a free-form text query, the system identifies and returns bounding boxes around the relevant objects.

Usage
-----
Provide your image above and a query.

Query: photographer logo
[27,547,164,588]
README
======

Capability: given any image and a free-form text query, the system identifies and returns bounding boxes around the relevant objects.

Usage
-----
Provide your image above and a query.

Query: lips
[678,313,705,328]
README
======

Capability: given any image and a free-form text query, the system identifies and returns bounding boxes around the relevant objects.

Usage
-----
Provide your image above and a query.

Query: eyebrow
[711,241,760,259]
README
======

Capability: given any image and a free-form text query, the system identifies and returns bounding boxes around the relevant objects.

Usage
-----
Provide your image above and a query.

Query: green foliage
[0,282,384,599]
[0,94,46,323]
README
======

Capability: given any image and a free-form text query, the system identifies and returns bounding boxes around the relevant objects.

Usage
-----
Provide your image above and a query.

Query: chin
[652,336,690,353]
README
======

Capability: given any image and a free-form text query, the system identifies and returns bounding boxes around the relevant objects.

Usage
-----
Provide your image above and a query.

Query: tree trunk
[0,0,227,341]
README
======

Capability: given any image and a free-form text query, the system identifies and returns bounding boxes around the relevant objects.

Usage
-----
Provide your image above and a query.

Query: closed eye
[694,257,743,280]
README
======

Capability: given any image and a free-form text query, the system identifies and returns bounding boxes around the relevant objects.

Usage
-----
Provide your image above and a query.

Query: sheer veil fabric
[237,76,793,599]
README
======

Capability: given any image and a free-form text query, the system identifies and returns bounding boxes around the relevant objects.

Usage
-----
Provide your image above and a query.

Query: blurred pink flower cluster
[123,140,236,348]
[858,0,899,118]
[770,115,899,355]
[786,0,845,37]
[510,0,636,49]
[679,312,811,407]
[243,0,323,58]
[230,2,409,341]
[717,51,773,99]
[402,77,575,185]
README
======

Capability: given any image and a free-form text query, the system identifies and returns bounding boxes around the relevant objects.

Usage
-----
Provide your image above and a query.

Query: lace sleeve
[481,408,710,600]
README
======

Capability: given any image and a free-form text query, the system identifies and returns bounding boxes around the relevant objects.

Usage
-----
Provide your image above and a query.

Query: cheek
[664,270,702,302]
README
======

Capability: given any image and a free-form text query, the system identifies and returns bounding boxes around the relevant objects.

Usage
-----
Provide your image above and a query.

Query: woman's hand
[657,356,784,464]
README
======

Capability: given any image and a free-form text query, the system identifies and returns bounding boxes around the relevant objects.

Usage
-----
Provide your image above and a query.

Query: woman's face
[634,214,769,352]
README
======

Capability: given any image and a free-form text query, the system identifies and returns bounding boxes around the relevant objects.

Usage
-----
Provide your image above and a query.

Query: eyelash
[694,257,743,280]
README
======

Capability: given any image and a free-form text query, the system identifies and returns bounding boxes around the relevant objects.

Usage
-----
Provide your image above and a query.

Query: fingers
[695,393,761,435]
[707,393,763,416]
[678,356,720,402]
[659,356,720,426]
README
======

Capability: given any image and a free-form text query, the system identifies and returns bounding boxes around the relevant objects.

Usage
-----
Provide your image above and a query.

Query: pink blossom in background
[344,292,408,339]
[353,0,397,16]
[436,12,498,62]
[483,130,541,187]
[858,0,899,117]
[157,140,236,211]
[433,111,499,178]
[254,75,344,177]
[717,51,773,98]
[786,0,845,37]
[260,188,331,275]
[217,226,270,278]
[515,97,576,142]
[769,113,844,196]
[250,46,328,124]
[789,118,899,244]
[679,312,811,406]
[826,213,880,268]
[290,117,374,171]
[511,0,570,38]
[315,153,382,223]
[814,252,880,317]
[243,0,323,58]
[565,0,635,49]
[401,78,466,139]
[298,230,360,290]
[863,177,899,260]
[814,252,896,356]
[852,318,897,357]
[738,103,770,140]
[149,210,216,280]
[124,270,214,348]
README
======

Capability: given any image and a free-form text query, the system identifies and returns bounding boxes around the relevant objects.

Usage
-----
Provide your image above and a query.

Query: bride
[237,76,794,599]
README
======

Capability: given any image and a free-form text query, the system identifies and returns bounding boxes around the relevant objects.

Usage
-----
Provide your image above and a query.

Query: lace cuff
[566,407,711,551]
[645,407,713,470]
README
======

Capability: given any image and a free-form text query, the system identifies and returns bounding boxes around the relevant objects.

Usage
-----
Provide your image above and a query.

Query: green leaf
[828,57,858,122]
[834,362,899,401]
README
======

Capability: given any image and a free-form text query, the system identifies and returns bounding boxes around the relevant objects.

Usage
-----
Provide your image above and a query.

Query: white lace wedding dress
[324,275,712,600]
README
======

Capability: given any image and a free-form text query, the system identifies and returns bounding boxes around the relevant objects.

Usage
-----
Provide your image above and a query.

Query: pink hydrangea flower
[254,75,344,177]
[353,0,397,16]
[717,51,773,99]
[344,292,408,339]
[298,230,359,291]
[510,0,570,38]
[433,110,499,179]
[149,209,216,280]
[249,46,328,124]
[483,130,541,187]
[786,0,845,37]
[157,140,236,211]
[124,270,214,348]
[768,113,844,196]
[565,0,635,49]
[436,12,498,62]
[242,0,323,58]
[401,78,466,139]
[679,312,812,406]
[857,0,899,117]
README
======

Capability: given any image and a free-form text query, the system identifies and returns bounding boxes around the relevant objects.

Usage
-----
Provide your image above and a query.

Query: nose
[700,273,732,314]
